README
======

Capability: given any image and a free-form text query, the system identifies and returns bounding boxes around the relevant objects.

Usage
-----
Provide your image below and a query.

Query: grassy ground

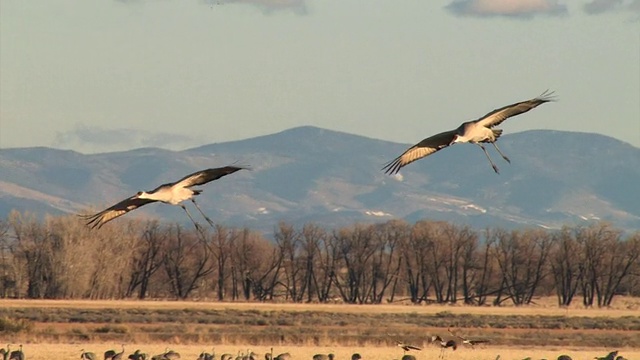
[1,297,639,358]
[13,343,640,360]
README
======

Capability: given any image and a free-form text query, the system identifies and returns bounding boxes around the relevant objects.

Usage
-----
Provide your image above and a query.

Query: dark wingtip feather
[228,160,252,171]
[537,89,557,102]
[381,158,402,175]
[78,212,104,229]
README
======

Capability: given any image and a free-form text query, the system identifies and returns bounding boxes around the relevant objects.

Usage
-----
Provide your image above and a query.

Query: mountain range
[1,126,639,233]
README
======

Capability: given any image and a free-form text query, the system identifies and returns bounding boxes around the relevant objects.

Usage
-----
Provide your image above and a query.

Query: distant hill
[1,126,639,233]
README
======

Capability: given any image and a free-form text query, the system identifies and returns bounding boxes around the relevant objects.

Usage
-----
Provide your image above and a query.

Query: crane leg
[477,143,500,174]
[191,199,215,227]
[491,141,511,163]
[180,204,203,232]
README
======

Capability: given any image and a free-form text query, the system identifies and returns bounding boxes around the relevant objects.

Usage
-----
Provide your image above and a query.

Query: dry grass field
[2,296,639,316]
[12,343,640,360]
[1,297,639,360]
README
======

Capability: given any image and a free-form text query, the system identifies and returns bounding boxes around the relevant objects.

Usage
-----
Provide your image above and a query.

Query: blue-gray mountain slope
[0,126,638,232]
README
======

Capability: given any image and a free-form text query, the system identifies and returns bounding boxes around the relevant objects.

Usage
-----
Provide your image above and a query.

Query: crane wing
[382,130,457,175]
[80,195,156,229]
[393,339,421,351]
[469,339,490,345]
[448,328,489,345]
[174,165,249,188]
[475,90,555,129]
[448,328,466,341]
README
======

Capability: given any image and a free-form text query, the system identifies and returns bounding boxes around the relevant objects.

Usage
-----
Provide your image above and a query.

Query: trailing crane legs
[383,90,555,175]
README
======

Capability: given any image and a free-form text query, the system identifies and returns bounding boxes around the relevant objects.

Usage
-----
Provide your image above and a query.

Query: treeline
[0,210,638,307]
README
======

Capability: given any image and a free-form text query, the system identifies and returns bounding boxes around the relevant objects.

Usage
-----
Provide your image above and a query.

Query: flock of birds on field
[0,345,24,360]
[1,341,631,360]
[80,91,556,230]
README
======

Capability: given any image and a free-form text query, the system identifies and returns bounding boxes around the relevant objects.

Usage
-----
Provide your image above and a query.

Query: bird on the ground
[7,345,23,360]
[112,345,125,360]
[447,328,490,347]
[150,349,180,360]
[197,348,215,360]
[400,355,416,360]
[431,335,457,359]
[382,90,555,175]
[81,165,249,229]
[594,351,618,360]
[312,354,334,360]
[557,355,572,360]
[351,354,361,360]
[0,346,8,360]
[128,349,147,360]
[220,354,233,360]
[162,349,180,360]
[105,349,117,360]
[265,349,290,360]
[235,351,243,360]
[273,353,291,360]
[81,349,97,360]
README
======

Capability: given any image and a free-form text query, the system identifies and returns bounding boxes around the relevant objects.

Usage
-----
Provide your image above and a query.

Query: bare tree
[210,224,235,300]
[275,222,303,301]
[126,221,166,299]
[549,227,583,306]
[368,220,405,303]
[0,219,17,298]
[415,221,450,303]
[229,227,275,300]
[491,228,552,305]
[85,220,139,299]
[298,223,325,302]
[333,224,378,304]
[8,211,51,298]
[471,233,496,306]
[312,225,338,303]
[239,227,284,301]
[458,226,482,305]
[402,221,435,304]
[577,223,640,307]
[577,223,613,307]
[162,225,214,299]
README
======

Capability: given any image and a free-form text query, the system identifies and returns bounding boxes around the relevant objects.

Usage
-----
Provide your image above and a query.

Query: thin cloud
[446,0,568,18]
[204,0,308,15]
[583,0,640,14]
[115,0,308,14]
[53,124,206,153]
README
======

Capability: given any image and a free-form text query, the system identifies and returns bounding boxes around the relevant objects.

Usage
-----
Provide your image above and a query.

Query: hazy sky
[1,0,639,153]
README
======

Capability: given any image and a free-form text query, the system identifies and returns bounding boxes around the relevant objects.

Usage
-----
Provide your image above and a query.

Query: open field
[10,344,640,360]
[1,298,639,358]
[2,296,639,317]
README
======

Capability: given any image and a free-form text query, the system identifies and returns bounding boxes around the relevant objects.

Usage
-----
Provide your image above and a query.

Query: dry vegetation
[2,213,639,309]
[1,299,639,360]
[15,344,640,360]
[1,213,639,358]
